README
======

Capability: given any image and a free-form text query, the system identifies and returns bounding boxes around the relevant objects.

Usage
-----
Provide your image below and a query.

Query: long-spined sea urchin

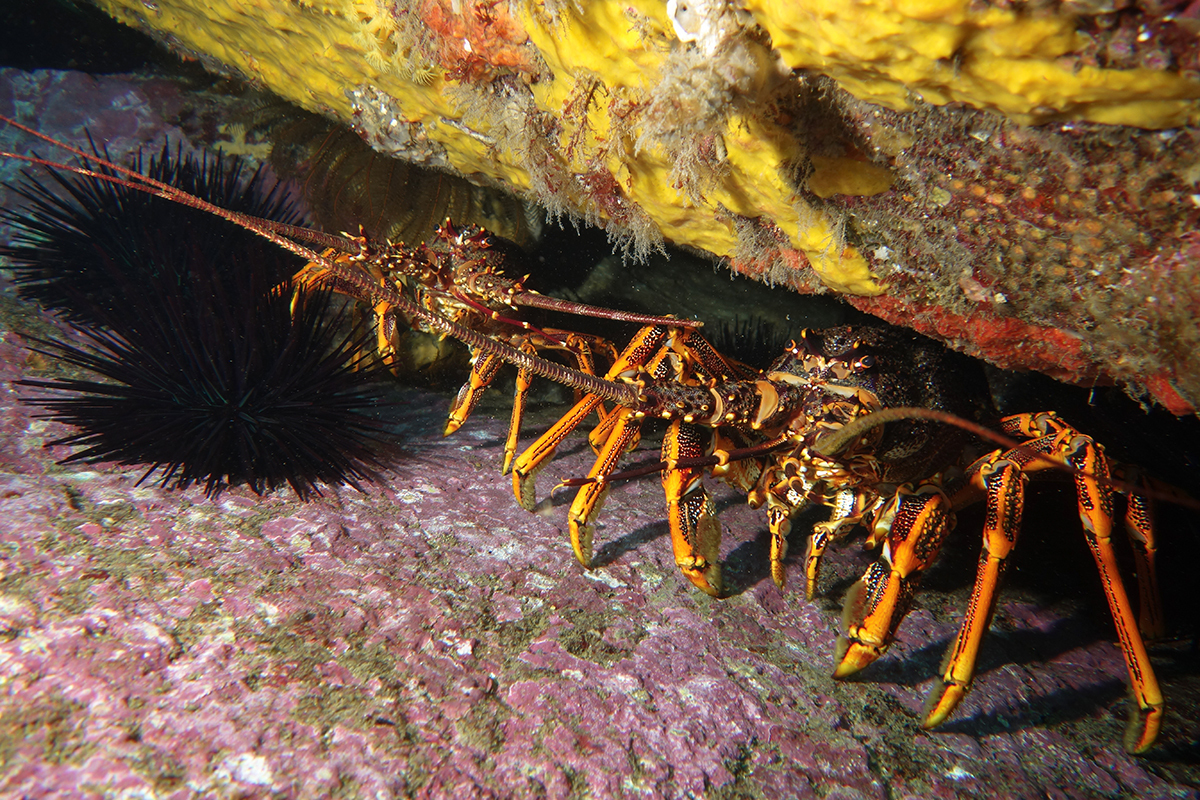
[10,141,397,499]
[20,263,396,500]
[2,138,303,325]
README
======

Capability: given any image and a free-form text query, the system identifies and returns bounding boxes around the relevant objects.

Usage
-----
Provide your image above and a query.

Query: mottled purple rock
[1,67,1197,800]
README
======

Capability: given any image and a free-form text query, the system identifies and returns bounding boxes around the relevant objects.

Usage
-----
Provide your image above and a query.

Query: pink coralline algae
[1,310,1198,798]
[1,70,1198,800]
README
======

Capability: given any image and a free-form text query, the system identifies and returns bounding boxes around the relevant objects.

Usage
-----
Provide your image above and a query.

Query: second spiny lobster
[508,322,1173,755]
[0,113,696,469]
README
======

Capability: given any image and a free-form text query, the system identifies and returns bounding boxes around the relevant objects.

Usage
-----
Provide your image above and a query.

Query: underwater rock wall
[84,0,1200,412]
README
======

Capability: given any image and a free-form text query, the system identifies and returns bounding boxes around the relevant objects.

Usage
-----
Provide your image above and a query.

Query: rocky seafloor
[2,66,1200,800]
[2,293,1199,800]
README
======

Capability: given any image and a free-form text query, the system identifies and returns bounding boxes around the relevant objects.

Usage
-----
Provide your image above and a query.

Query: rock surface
[1,66,1198,800]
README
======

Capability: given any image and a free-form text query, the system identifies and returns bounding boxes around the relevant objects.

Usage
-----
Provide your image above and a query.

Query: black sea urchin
[10,141,396,499]
[19,255,396,500]
[1,139,302,325]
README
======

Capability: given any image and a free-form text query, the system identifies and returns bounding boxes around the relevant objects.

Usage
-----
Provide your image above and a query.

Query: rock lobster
[0,114,1177,755]
[508,322,1172,754]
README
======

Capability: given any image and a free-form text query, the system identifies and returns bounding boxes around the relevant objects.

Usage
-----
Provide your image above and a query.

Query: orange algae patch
[421,0,539,80]
[849,295,1094,380]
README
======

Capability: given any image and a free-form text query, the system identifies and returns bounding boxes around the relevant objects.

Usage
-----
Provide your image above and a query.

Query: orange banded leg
[758,463,808,591]
[1116,469,1164,640]
[1064,434,1163,754]
[500,336,587,475]
[567,411,643,567]
[566,342,690,567]
[511,325,670,511]
[445,352,503,436]
[449,333,601,463]
[512,392,604,511]
[588,406,625,454]
[923,454,1026,728]
[835,484,955,678]
[661,420,722,596]
[999,413,1164,752]
[502,360,534,475]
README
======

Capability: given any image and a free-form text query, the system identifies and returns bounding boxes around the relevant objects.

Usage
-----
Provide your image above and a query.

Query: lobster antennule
[263,219,361,253]
[512,291,703,328]
[811,407,1000,459]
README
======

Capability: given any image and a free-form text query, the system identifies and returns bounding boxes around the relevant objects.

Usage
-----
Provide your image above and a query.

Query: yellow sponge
[89,0,1198,298]
[746,0,1200,127]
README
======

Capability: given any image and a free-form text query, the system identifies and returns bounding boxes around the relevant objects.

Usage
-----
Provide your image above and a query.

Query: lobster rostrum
[0,115,1173,755]
[511,323,1168,754]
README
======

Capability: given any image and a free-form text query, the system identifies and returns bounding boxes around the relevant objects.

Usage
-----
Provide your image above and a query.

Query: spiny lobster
[0,113,694,471]
[506,321,1176,754]
[0,114,1180,756]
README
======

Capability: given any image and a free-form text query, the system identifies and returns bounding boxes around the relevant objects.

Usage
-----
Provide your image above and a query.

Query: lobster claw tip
[832,634,881,679]
[682,563,722,597]
[1124,702,1164,755]
[922,680,967,730]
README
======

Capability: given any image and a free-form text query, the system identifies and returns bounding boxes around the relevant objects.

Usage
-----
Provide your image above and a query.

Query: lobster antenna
[811,406,1200,510]
[0,116,640,406]
[2,114,360,252]
[513,292,703,327]
[811,407,1012,459]
[255,218,361,252]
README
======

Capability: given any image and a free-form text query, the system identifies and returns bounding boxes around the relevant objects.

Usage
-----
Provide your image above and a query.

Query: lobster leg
[499,334,602,475]
[512,392,604,511]
[804,490,879,600]
[919,413,1165,753]
[503,357,534,475]
[566,342,693,568]
[923,451,1027,730]
[661,420,723,596]
[445,352,504,436]
[512,325,670,510]
[1116,468,1165,640]
[447,332,600,444]
[447,332,608,471]
[1064,432,1163,754]
[1001,413,1164,753]
[834,483,955,677]
[766,499,793,590]
[587,405,625,454]
[567,410,644,567]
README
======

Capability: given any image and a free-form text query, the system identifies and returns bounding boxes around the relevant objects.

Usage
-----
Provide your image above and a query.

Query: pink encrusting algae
[1,68,1198,800]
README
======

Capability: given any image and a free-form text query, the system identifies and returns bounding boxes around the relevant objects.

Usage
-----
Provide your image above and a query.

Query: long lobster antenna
[511,291,702,328]
[0,115,641,406]
[811,406,1200,510]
